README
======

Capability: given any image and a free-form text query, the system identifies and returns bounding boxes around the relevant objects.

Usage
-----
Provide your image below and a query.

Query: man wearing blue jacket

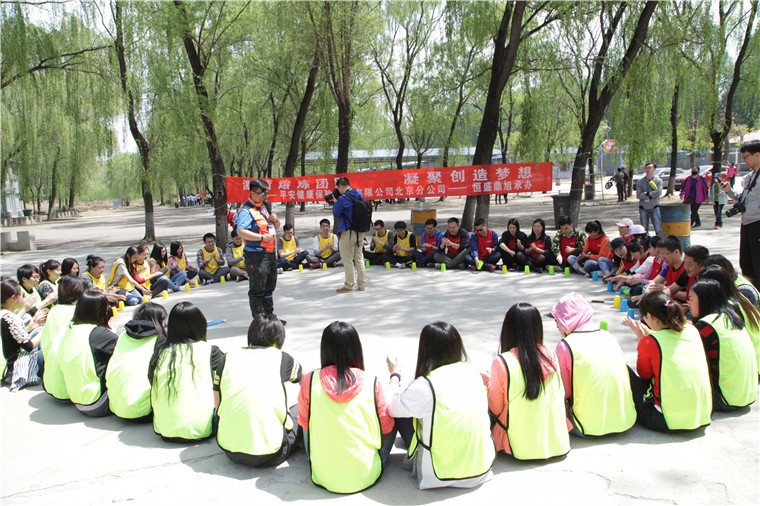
[333,177,367,293]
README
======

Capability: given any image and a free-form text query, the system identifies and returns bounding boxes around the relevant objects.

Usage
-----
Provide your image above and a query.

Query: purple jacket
[680,175,708,204]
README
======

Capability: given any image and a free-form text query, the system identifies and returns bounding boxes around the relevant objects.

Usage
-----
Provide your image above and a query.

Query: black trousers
[627,367,671,432]
[244,251,277,317]
[739,220,760,290]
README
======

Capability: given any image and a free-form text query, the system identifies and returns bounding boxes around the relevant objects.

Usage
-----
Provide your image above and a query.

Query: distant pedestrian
[709,176,728,229]
[727,162,738,187]
[679,167,708,228]
[636,163,663,237]
[614,167,627,202]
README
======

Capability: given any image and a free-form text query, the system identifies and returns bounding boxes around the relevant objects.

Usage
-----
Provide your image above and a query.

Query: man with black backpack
[333,177,370,293]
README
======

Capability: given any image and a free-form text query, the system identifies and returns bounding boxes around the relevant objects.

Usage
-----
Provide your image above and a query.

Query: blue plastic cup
[607,282,614,292]
[627,308,635,318]
[592,271,599,281]
[620,298,628,312]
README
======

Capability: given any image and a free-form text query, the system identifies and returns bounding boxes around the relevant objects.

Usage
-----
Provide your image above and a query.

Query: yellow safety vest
[280,236,299,261]
[408,362,495,480]
[108,258,134,292]
[171,254,188,272]
[133,260,151,290]
[217,347,290,456]
[700,313,757,408]
[230,244,245,268]
[395,232,413,258]
[83,271,106,290]
[649,326,712,430]
[59,323,101,406]
[562,331,636,436]
[106,330,159,419]
[317,234,336,260]
[40,304,77,401]
[151,341,215,440]
[201,247,221,274]
[308,370,382,494]
[500,350,570,460]
[372,230,391,254]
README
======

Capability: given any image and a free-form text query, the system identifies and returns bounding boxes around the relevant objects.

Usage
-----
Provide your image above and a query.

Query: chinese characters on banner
[225,162,552,203]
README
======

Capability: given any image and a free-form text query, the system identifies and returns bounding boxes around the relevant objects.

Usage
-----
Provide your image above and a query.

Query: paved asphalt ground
[1,190,757,505]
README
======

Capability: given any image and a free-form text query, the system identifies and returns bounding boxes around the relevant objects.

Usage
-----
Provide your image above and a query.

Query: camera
[725,202,745,218]
[323,188,340,205]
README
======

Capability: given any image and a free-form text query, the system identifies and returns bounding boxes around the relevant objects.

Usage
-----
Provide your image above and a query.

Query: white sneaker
[395,263,405,269]
[277,267,284,274]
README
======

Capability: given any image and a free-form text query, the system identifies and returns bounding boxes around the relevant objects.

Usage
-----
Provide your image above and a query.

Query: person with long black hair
[167,241,198,286]
[386,321,494,490]
[699,265,760,382]
[625,291,712,432]
[59,291,118,417]
[149,302,224,442]
[37,259,62,301]
[149,243,182,292]
[106,302,167,421]
[488,303,570,460]
[568,220,613,276]
[523,218,555,273]
[107,247,150,306]
[688,279,757,410]
[497,218,528,271]
[61,258,80,277]
[297,321,394,494]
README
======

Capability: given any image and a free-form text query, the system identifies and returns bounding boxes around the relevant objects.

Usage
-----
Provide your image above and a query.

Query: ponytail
[639,291,686,332]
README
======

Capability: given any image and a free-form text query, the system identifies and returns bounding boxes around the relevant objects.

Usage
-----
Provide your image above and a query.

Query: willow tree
[173,0,251,244]
[372,1,441,170]
[555,1,658,223]
[1,5,113,215]
[462,1,562,230]
[699,0,758,171]
[307,1,376,173]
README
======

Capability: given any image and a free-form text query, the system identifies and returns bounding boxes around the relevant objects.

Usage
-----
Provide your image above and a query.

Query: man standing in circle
[636,163,663,237]
[333,177,366,293]
[235,179,281,318]
[723,141,760,289]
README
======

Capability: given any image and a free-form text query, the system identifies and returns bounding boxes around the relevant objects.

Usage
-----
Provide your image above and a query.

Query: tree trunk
[463,1,526,231]
[394,123,404,170]
[299,134,307,213]
[284,52,319,226]
[68,171,76,209]
[175,0,229,245]
[667,84,679,196]
[336,103,351,173]
[116,1,156,242]
[567,2,658,224]
[47,155,58,220]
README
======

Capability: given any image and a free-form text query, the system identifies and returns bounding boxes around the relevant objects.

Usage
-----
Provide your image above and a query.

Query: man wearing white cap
[616,218,634,243]
[552,292,636,437]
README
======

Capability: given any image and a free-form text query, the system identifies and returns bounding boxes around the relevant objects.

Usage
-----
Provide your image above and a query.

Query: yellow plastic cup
[411,262,417,270]
[385,262,391,270]
[501,265,507,274]
[322,263,327,270]
[298,264,304,272]
[111,307,118,318]
[184,283,191,292]
[162,290,169,300]
[613,295,621,309]
[220,276,226,284]
[142,294,150,303]
[118,301,125,311]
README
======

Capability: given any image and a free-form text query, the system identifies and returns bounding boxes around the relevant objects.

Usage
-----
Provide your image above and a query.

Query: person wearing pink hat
[553,293,636,437]
[616,218,634,243]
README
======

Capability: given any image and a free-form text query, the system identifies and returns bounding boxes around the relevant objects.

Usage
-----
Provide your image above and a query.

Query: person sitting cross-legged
[277,224,319,271]
[385,221,417,269]
[551,215,586,272]
[313,219,341,267]
[469,217,501,271]
[364,220,394,266]
[413,218,443,268]
[225,230,249,281]
[433,217,471,270]
[197,233,231,285]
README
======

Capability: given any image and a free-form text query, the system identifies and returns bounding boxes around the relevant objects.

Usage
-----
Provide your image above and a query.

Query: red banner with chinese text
[225,162,552,203]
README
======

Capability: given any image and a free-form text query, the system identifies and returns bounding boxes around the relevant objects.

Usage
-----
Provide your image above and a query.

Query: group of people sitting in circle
[1,223,758,493]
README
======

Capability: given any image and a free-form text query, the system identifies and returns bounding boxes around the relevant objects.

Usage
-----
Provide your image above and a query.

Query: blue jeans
[639,207,663,237]
[119,288,142,306]
[171,271,188,287]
